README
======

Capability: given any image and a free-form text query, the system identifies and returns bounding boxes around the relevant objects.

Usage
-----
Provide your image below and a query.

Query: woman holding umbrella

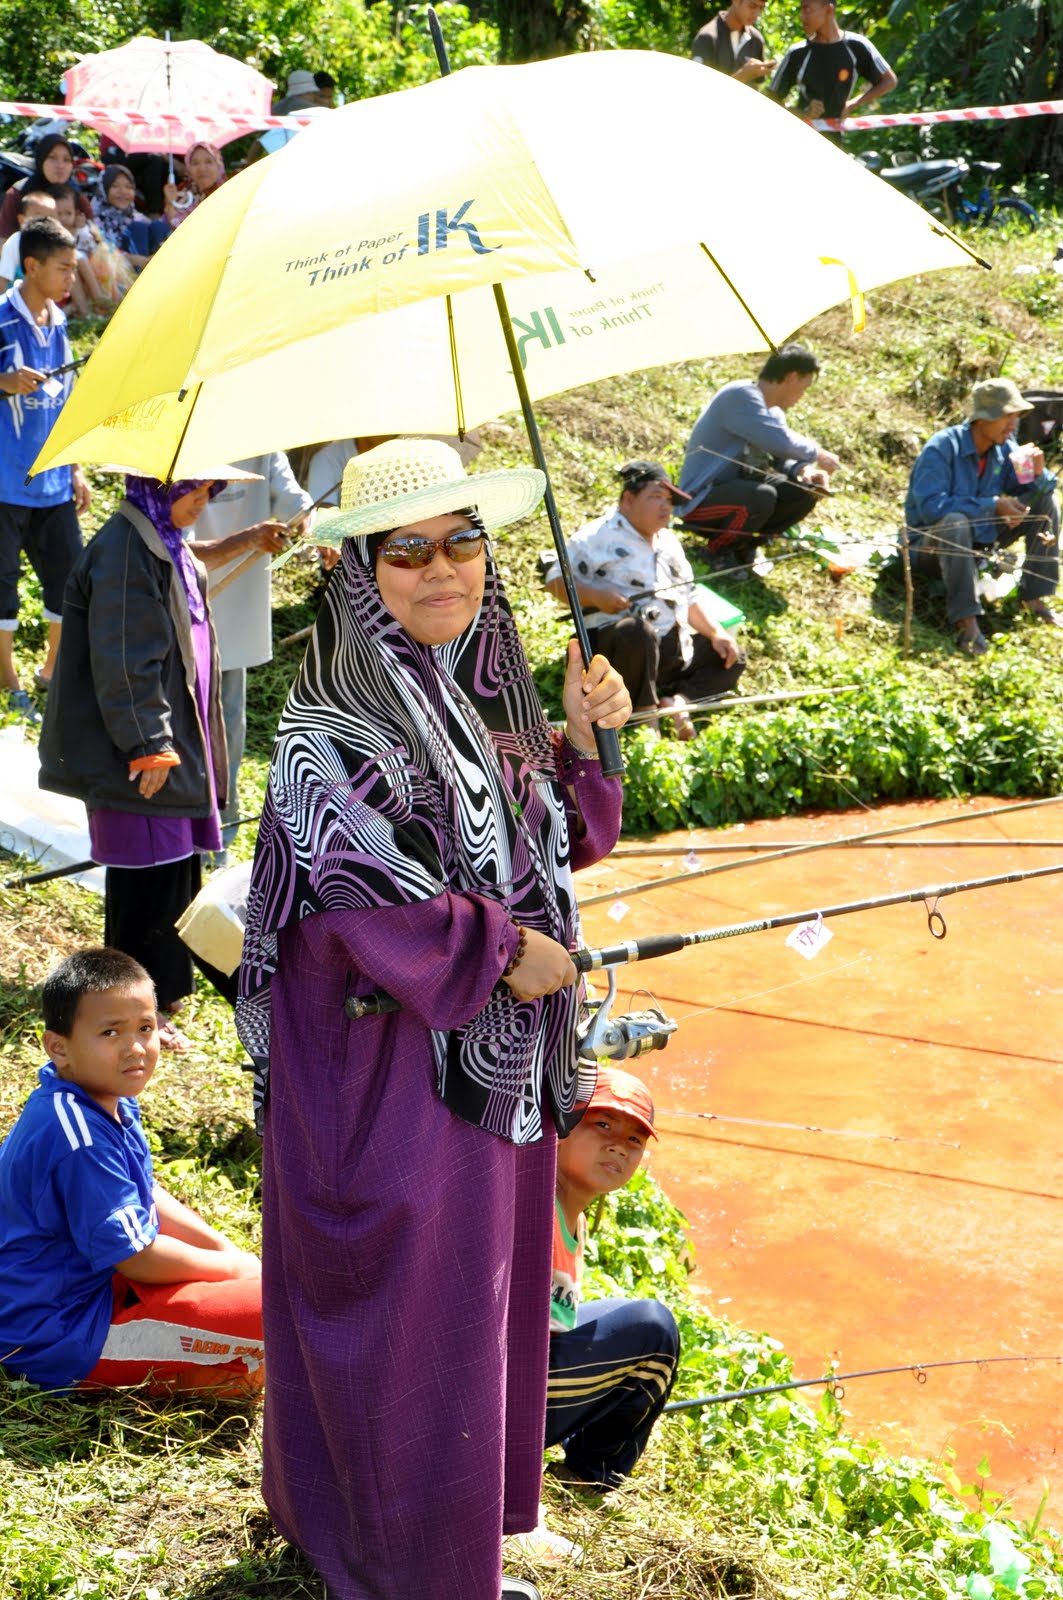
[237,439,630,1600]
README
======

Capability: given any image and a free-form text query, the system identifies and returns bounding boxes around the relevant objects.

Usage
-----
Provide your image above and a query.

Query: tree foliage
[1,0,1062,183]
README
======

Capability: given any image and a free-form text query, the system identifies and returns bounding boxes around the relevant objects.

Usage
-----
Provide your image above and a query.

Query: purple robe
[261,757,621,1599]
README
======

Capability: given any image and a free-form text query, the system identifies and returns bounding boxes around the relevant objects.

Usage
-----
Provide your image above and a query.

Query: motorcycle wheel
[983,197,1040,233]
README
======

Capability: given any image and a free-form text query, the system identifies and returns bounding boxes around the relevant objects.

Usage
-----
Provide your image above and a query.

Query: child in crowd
[0,948,263,1395]
[0,190,57,292]
[547,1065,680,1487]
[0,216,89,717]
[51,184,110,316]
[508,1066,680,1564]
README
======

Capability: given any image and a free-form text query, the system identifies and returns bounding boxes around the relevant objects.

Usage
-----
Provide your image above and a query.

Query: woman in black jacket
[40,476,228,1051]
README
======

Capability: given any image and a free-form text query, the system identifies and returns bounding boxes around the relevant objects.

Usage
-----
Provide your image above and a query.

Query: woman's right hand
[502,928,577,1002]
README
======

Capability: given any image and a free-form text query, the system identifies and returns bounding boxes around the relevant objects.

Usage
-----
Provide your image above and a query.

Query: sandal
[156,1015,193,1054]
[660,696,697,740]
[504,1511,583,1566]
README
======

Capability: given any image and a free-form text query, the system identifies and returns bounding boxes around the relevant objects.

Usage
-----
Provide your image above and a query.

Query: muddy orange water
[575,797,1062,1517]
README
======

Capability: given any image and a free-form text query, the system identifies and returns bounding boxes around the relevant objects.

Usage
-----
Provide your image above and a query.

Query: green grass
[2,228,1063,1596]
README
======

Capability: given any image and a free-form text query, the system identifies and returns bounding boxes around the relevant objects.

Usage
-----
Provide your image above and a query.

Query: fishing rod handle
[343,991,401,1020]
[574,933,688,972]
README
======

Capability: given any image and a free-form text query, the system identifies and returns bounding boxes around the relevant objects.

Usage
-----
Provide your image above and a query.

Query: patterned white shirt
[546,506,696,666]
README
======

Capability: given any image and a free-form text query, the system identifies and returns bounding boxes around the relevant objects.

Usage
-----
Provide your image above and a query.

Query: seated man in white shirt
[544,460,744,740]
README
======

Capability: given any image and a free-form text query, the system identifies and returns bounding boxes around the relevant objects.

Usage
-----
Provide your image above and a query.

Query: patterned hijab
[123,476,225,622]
[236,518,590,1147]
[95,164,142,252]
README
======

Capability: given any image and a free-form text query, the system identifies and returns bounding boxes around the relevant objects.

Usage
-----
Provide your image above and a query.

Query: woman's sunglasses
[378,529,486,569]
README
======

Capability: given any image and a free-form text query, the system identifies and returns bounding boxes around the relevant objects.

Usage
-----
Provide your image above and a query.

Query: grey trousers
[913,491,1060,623]
[219,665,246,847]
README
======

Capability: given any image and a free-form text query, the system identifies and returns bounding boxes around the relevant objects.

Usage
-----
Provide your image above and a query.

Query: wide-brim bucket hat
[315,438,546,544]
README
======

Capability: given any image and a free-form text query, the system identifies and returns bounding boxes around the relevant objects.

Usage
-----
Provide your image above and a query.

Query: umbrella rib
[445,294,466,439]
[698,242,777,351]
[165,383,201,483]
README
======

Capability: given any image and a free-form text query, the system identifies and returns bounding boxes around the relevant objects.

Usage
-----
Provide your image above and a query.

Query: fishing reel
[631,596,663,627]
[576,965,678,1063]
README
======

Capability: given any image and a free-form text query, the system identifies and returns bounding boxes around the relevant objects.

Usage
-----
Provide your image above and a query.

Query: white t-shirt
[0,233,22,281]
[191,452,312,671]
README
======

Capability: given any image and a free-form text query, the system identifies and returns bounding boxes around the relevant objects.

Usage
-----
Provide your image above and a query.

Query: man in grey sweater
[678,343,840,569]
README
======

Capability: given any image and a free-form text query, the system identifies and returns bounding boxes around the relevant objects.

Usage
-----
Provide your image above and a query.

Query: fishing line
[579,794,1063,906]
[657,1106,959,1150]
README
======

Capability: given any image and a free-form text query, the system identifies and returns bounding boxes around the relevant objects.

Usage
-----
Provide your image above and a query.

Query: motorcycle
[856,150,1039,230]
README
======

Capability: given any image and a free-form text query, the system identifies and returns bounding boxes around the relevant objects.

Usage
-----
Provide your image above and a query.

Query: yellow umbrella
[35,48,980,481]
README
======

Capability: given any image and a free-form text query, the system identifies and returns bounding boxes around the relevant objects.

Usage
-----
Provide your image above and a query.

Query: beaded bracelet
[502,924,528,979]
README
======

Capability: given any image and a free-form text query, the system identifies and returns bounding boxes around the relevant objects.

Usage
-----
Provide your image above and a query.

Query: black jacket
[39,501,228,818]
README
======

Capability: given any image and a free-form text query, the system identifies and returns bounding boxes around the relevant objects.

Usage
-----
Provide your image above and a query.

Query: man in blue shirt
[905,378,1061,655]
[0,216,90,718]
[678,344,840,571]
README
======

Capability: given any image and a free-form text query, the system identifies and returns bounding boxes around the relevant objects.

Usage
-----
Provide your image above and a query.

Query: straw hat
[316,438,546,543]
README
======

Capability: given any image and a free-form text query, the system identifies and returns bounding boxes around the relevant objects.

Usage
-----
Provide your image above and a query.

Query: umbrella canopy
[63,35,274,154]
[37,48,978,480]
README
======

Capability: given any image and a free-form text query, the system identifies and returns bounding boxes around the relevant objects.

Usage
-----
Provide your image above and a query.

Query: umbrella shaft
[491,282,623,777]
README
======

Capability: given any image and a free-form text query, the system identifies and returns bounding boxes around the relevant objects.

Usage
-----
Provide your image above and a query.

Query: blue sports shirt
[0,284,74,507]
[0,1064,158,1388]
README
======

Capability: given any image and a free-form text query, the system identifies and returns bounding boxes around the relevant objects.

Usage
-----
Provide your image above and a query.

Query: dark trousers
[546,1296,680,1487]
[680,472,819,552]
[0,499,83,621]
[912,492,1060,624]
[590,615,745,712]
[104,856,201,1013]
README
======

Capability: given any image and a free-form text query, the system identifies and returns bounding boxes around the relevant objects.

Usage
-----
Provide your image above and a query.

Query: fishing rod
[0,354,88,402]
[664,1353,1062,1414]
[622,682,859,728]
[657,1108,960,1149]
[580,793,1063,906]
[575,861,1063,970]
[4,815,262,890]
[607,837,1063,857]
[210,478,345,600]
[344,861,1063,1021]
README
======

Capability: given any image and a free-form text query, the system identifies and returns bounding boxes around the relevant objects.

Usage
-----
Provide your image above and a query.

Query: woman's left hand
[132,766,170,799]
[561,640,632,751]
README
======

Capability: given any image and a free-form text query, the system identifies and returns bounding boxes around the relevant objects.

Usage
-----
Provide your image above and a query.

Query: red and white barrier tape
[815,97,1063,133]
[1,92,1058,139]
[0,99,312,133]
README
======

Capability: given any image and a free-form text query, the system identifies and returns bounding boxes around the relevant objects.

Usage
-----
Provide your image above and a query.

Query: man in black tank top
[770,0,895,136]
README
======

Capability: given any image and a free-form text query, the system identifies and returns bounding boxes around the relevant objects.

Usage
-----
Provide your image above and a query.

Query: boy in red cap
[546,1065,679,1487]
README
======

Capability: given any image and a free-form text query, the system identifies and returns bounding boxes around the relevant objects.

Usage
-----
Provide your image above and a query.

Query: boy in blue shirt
[0,215,91,719]
[0,947,263,1395]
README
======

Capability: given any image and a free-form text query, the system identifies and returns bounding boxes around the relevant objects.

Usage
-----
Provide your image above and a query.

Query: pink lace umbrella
[64,35,274,155]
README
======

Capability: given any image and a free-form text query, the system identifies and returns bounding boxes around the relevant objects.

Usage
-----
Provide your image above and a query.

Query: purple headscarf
[123,476,225,622]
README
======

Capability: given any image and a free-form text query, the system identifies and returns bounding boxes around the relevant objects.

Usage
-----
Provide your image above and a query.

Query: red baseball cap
[577,1064,657,1140]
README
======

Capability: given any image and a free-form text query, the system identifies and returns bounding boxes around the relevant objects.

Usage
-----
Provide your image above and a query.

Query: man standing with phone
[692,0,776,86]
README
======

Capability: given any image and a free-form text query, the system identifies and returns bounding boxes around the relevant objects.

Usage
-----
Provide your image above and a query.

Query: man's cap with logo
[576,1064,657,1140]
[970,378,1034,422]
[617,459,690,503]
